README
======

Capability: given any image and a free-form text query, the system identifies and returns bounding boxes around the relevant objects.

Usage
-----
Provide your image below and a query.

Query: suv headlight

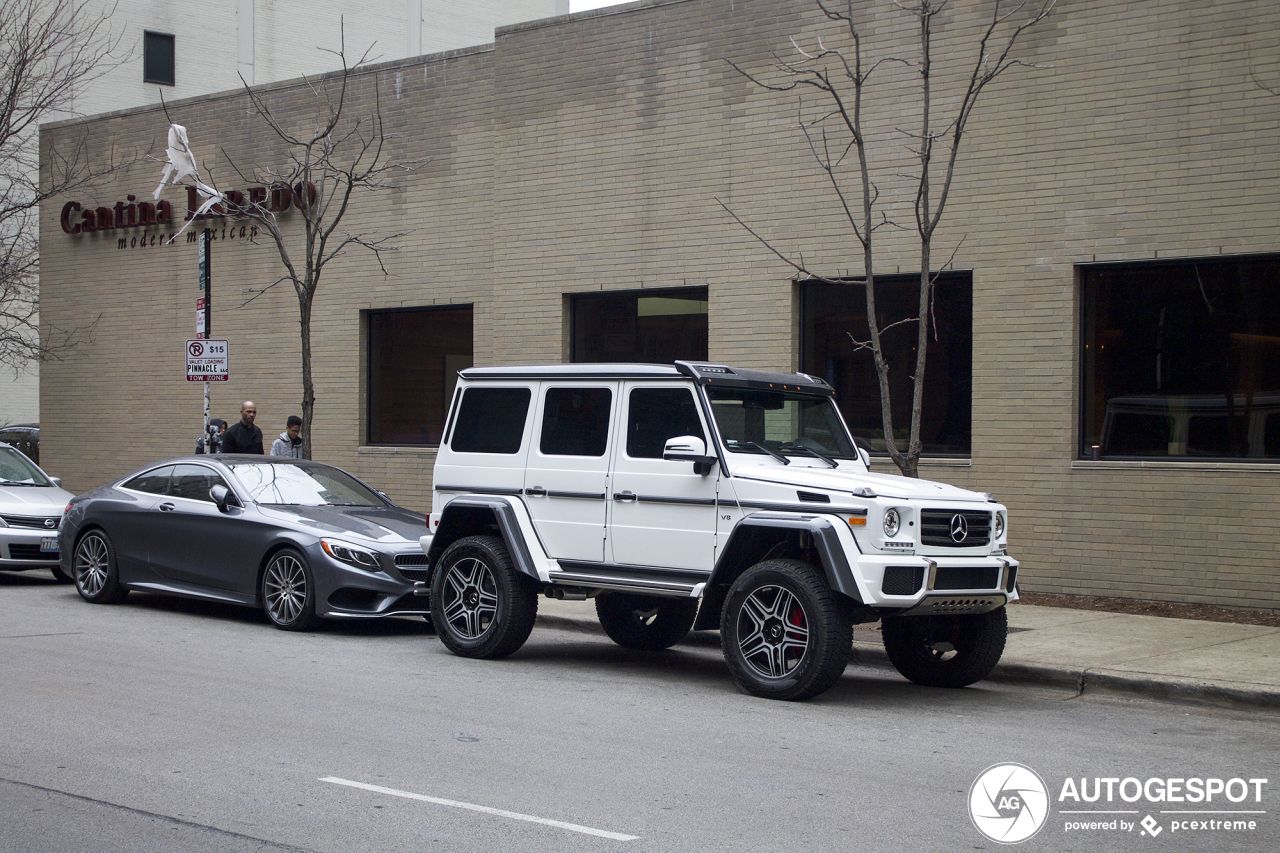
[994,512,1006,539]
[882,508,901,538]
[321,539,381,570]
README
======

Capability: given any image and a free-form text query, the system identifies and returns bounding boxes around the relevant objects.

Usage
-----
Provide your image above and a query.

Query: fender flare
[427,496,541,582]
[695,513,862,631]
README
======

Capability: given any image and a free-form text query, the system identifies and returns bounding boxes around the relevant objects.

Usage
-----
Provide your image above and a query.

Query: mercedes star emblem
[950,514,969,543]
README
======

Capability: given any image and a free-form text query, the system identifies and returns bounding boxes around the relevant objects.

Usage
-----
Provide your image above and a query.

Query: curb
[535,613,1280,712]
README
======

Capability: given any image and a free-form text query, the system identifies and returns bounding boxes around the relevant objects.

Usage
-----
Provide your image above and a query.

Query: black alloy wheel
[595,592,699,651]
[431,535,537,659]
[73,529,129,604]
[720,559,850,701]
[261,548,322,631]
[880,607,1008,688]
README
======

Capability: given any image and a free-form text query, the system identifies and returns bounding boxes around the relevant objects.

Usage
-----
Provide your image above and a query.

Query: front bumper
[1,528,61,568]
[852,553,1019,613]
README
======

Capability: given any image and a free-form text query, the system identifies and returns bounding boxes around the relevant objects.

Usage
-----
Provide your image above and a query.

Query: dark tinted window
[168,464,228,503]
[450,387,531,454]
[626,388,705,458]
[571,288,708,364]
[367,306,473,445]
[540,388,612,457]
[143,32,175,86]
[1082,256,1280,459]
[801,272,972,456]
[123,466,174,495]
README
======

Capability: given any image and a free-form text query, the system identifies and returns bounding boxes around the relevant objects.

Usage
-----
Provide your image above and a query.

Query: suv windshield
[228,462,383,507]
[705,387,857,460]
[0,445,50,486]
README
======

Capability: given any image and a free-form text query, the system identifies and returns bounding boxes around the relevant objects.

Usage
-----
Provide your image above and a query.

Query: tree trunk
[299,294,315,461]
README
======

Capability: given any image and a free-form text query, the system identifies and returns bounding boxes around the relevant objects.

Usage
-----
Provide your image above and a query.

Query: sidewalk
[534,598,1280,712]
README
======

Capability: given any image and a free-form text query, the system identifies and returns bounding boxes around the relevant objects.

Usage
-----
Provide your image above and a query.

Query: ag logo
[969,762,1050,844]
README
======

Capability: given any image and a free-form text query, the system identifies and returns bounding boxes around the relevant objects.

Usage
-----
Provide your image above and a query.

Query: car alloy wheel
[73,530,127,604]
[262,550,320,631]
[441,556,498,640]
[736,584,810,679]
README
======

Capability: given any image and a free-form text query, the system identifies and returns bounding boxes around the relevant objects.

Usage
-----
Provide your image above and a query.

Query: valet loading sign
[186,338,228,381]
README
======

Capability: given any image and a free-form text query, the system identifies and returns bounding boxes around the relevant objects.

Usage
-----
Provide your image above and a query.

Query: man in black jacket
[221,401,264,454]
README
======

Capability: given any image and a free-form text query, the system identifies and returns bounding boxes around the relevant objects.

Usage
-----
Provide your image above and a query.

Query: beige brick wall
[40,0,1280,610]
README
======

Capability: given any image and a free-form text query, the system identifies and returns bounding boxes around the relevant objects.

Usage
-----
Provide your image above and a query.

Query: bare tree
[0,0,123,372]
[722,0,1053,477]
[159,32,413,459]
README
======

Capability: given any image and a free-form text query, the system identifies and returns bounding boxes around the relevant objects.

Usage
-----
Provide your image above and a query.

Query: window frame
[142,31,176,86]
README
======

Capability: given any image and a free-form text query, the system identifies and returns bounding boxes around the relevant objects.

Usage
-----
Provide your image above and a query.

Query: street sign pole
[198,228,212,440]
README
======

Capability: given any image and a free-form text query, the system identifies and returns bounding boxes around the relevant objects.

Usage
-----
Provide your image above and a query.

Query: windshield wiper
[0,480,37,486]
[780,443,838,468]
[745,442,790,466]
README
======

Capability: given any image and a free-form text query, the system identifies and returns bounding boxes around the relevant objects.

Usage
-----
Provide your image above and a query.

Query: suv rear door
[522,383,615,562]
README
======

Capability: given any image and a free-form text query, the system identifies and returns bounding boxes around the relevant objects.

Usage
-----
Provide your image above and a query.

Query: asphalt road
[2,570,1277,852]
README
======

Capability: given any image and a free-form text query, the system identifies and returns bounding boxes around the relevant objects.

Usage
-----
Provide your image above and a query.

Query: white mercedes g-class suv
[420,362,1017,700]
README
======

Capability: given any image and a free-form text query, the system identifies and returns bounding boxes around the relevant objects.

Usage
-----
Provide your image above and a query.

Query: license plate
[41,537,58,552]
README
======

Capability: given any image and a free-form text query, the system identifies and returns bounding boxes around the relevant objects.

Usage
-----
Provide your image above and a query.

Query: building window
[1081,255,1280,460]
[800,272,972,456]
[367,306,473,446]
[571,287,708,364]
[143,32,176,86]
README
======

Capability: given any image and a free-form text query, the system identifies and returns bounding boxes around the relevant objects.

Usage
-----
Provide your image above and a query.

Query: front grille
[919,509,992,548]
[1,514,59,529]
[394,553,428,567]
[7,544,58,561]
[933,566,1000,590]
[398,569,429,582]
[881,566,924,596]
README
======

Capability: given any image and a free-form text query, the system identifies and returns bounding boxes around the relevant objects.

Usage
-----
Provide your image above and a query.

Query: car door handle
[158,502,176,512]
[612,491,636,502]
[524,487,547,497]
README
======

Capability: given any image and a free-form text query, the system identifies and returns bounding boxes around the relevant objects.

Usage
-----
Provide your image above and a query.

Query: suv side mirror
[858,447,871,469]
[663,435,717,476]
[209,484,239,513]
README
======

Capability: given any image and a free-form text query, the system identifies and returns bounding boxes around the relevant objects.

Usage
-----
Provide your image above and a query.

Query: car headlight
[882,508,901,538]
[321,539,382,570]
[994,511,1006,539]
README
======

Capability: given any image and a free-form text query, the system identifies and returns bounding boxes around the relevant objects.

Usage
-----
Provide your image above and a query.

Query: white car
[1,442,75,582]
[420,362,1017,700]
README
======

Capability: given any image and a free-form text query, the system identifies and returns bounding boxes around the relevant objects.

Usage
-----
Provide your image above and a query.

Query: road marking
[318,776,639,842]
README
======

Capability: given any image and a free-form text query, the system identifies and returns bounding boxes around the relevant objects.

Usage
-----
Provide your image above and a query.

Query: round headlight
[994,512,1005,539]
[883,508,901,538]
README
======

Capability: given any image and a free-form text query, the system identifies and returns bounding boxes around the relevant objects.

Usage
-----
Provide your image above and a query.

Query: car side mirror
[209,484,238,513]
[663,435,717,476]
[50,477,63,488]
[858,447,871,469]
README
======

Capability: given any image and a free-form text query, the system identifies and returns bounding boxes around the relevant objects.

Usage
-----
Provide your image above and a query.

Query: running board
[548,569,703,598]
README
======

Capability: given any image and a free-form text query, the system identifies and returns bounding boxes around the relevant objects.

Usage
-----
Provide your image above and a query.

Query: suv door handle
[158,502,176,512]
[524,486,547,497]
[612,491,636,502]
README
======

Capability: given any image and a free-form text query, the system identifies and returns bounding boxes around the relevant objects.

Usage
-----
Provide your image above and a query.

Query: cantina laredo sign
[60,182,317,235]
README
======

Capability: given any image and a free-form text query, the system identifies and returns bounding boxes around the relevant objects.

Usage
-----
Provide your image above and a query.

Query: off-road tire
[881,607,1008,688]
[595,593,699,651]
[73,529,129,604]
[720,559,850,701]
[260,548,322,631]
[431,535,537,659]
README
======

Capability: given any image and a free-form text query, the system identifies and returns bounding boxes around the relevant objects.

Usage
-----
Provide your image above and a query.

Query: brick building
[39,0,1280,609]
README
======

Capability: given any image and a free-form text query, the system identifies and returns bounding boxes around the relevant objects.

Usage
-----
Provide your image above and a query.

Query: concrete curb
[535,613,1280,712]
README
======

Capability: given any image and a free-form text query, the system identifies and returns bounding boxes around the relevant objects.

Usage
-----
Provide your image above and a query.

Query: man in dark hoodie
[222,401,264,454]
[270,415,304,458]
[195,418,227,454]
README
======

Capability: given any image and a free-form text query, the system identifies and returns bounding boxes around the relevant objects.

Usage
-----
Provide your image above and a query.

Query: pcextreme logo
[968,764,1269,844]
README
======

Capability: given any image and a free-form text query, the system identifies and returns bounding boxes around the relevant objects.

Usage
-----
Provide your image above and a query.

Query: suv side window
[539,387,612,457]
[450,387,532,454]
[122,466,174,495]
[626,387,705,458]
[168,464,229,503]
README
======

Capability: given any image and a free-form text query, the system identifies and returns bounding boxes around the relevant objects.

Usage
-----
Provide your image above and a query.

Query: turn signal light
[847,517,866,526]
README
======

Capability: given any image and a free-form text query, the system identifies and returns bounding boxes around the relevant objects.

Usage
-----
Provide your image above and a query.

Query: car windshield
[0,445,50,486]
[705,387,858,460]
[227,462,383,507]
